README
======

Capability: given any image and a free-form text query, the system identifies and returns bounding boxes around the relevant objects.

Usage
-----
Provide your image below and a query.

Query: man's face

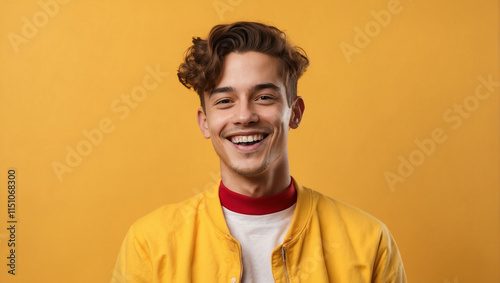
[197,51,304,177]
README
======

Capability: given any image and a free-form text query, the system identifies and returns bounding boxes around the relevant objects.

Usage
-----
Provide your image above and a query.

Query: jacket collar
[204,178,312,242]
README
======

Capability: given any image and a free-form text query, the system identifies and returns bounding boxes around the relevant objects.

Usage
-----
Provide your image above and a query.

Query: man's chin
[231,163,269,177]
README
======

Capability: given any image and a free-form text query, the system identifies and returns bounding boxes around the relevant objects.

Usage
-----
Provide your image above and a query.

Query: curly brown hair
[177,21,309,110]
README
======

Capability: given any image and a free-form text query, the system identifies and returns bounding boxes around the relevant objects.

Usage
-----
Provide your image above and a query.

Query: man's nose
[233,100,258,125]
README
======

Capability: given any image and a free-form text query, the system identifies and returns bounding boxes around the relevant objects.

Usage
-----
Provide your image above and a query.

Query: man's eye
[216,99,231,105]
[258,95,274,101]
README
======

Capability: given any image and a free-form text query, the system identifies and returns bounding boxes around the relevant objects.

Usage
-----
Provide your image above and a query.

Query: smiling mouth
[229,134,268,146]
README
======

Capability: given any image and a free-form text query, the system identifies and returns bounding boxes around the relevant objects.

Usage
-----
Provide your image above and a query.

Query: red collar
[219,178,297,215]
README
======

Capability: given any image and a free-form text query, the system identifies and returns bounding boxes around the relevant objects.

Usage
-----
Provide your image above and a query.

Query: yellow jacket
[111,180,406,282]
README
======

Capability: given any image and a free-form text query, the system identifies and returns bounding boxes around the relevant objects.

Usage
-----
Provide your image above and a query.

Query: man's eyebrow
[209,83,281,96]
[251,83,281,92]
[210,86,234,96]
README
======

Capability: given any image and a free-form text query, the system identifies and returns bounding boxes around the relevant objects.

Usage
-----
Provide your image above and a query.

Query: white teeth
[231,134,264,144]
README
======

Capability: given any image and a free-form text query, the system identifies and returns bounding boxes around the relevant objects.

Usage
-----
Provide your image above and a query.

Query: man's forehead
[205,51,286,97]
[220,52,281,75]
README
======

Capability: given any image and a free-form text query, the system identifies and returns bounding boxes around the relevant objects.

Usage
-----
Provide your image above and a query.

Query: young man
[111,21,407,283]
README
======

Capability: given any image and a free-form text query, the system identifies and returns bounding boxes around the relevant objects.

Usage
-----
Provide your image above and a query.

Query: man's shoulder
[304,186,388,232]
[130,187,215,237]
[302,187,406,281]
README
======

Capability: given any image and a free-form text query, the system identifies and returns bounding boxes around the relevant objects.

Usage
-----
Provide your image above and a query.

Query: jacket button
[231,278,237,283]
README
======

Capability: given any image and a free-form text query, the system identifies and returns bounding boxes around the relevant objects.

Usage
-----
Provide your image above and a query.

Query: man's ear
[197,108,211,139]
[289,96,305,129]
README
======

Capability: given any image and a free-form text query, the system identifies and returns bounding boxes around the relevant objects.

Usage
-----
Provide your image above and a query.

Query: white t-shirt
[222,204,296,282]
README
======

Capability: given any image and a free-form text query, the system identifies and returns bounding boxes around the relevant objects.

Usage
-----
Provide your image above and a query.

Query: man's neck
[220,159,291,198]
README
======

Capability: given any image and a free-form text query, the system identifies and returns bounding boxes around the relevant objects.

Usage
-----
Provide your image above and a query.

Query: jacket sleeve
[371,225,407,283]
[110,225,153,283]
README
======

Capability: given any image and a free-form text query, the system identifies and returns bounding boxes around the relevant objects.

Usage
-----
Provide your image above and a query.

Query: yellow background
[0,0,498,282]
